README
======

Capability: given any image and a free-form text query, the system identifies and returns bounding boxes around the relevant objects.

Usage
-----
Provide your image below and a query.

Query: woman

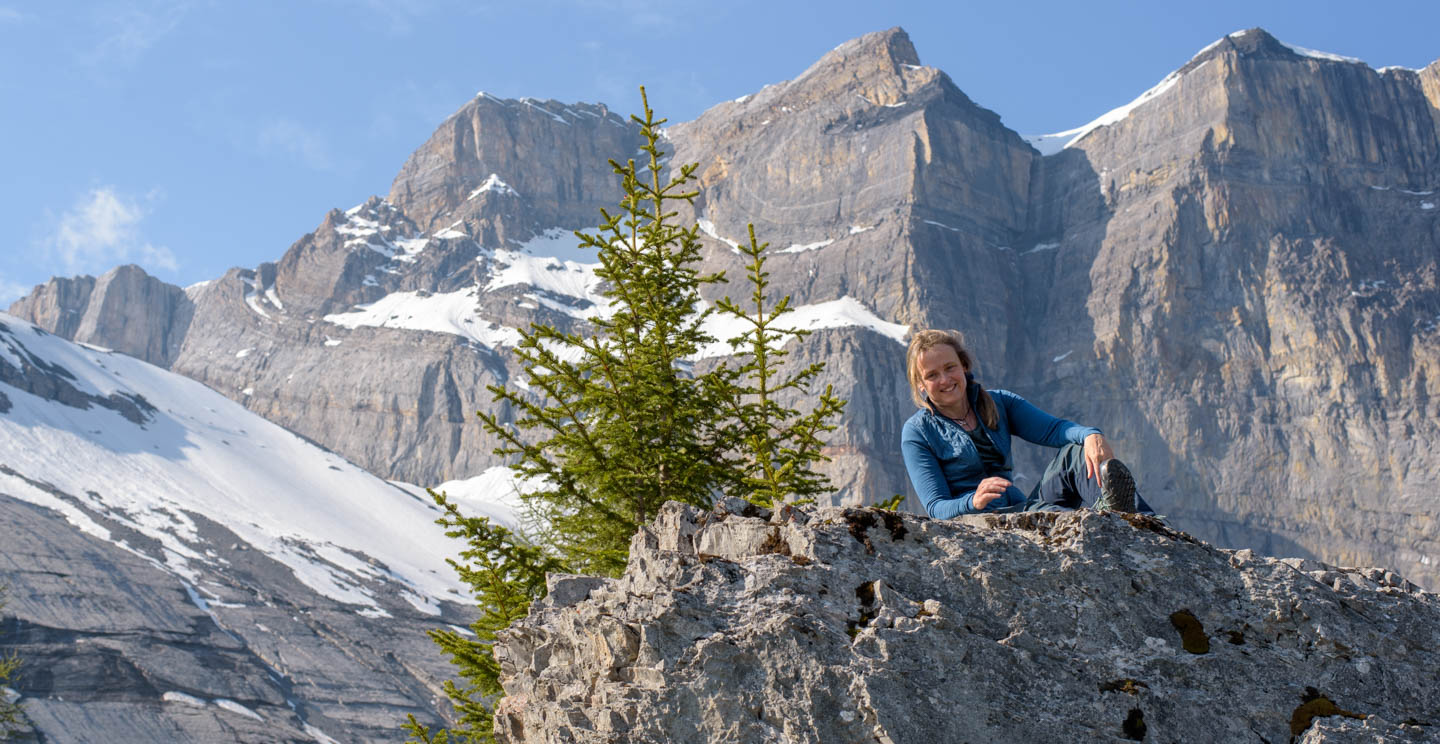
[901,329,1152,519]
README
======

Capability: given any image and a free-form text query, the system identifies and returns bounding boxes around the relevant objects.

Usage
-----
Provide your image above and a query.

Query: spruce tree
[714,225,846,507]
[410,90,848,743]
[476,87,732,577]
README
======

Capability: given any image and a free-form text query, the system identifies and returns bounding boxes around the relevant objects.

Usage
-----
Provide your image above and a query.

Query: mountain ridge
[9,26,1439,592]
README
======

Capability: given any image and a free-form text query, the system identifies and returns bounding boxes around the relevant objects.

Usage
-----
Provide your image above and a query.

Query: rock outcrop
[9,27,1440,589]
[8,264,194,368]
[494,501,1439,743]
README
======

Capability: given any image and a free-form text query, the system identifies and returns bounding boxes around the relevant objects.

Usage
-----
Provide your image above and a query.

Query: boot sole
[1097,459,1137,513]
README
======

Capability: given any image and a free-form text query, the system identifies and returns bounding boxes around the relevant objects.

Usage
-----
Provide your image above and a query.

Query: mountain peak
[1189,27,1369,69]
[822,26,920,68]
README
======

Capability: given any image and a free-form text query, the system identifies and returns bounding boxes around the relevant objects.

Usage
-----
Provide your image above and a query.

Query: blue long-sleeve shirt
[901,387,1100,519]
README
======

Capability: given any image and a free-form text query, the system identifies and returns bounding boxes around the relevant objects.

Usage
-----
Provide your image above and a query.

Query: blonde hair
[905,329,999,429]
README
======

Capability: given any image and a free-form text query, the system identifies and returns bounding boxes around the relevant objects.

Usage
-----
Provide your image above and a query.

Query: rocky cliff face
[494,501,1438,743]
[1011,29,1440,589]
[10,27,1439,590]
[8,264,194,368]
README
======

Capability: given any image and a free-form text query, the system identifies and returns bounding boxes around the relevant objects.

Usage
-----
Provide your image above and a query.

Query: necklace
[943,406,973,430]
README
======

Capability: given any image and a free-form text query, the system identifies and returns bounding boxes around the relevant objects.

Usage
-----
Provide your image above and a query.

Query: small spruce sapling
[714,225,846,507]
[402,492,566,744]
[0,587,24,740]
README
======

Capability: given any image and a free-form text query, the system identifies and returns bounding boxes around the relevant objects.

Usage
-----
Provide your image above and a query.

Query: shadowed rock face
[493,501,1439,743]
[9,27,1440,588]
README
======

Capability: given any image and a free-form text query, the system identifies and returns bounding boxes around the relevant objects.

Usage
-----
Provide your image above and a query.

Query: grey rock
[495,502,1440,743]
[8,264,194,368]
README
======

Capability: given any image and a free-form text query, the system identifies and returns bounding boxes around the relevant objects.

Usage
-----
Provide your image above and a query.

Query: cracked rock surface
[495,502,1439,743]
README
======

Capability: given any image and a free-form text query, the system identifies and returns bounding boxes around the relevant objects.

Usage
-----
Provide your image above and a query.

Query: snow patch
[324,290,523,350]
[1424,202,1436,210]
[214,699,264,722]
[1023,242,1061,255]
[1025,67,1185,155]
[239,276,272,320]
[469,173,518,199]
[304,723,342,744]
[236,348,253,359]
[162,691,208,707]
[922,220,960,232]
[1053,350,1073,363]
[694,296,907,359]
[779,238,835,254]
[1281,41,1364,65]
[849,225,874,235]
[697,219,741,252]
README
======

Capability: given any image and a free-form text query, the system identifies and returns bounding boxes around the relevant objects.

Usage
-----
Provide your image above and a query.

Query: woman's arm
[901,427,975,519]
[901,426,1018,517]
[996,390,1100,449]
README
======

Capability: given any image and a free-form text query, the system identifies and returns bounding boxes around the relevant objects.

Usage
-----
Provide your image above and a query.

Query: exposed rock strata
[495,501,1439,743]
[0,484,467,744]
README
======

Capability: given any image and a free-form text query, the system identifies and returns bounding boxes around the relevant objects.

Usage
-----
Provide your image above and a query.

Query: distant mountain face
[0,313,517,741]
[9,27,1440,591]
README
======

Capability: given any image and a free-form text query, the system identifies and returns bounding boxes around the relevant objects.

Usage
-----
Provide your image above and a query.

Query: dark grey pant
[1025,443,1154,514]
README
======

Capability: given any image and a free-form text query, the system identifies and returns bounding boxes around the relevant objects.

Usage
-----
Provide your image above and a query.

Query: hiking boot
[1096,459,1137,513]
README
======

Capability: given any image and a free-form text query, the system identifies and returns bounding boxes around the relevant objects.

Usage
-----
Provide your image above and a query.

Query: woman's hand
[1083,433,1114,484]
[972,476,1012,509]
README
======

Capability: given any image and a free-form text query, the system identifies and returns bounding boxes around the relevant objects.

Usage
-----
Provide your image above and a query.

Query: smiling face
[916,343,969,416]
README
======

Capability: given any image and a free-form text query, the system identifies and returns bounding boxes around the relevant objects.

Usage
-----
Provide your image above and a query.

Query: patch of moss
[846,581,879,638]
[1169,609,1210,654]
[1119,513,1202,544]
[842,509,877,554]
[1289,687,1366,738]
[1099,679,1149,695]
[1122,708,1146,740]
[876,510,908,542]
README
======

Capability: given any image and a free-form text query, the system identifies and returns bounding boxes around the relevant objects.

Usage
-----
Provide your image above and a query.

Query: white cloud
[0,273,31,308]
[83,0,193,68]
[319,0,440,35]
[258,119,334,171]
[46,187,177,276]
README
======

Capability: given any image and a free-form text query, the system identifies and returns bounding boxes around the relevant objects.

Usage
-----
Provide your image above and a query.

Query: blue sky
[3,1,1437,306]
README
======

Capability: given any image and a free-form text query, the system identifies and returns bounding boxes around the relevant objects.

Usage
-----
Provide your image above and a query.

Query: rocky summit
[495,501,1439,743]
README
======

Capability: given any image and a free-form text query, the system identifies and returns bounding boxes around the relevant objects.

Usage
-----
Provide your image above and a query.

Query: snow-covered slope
[0,312,518,616]
[323,221,908,357]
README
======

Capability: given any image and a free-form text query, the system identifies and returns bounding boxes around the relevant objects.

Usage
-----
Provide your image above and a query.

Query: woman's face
[916,344,968,413]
